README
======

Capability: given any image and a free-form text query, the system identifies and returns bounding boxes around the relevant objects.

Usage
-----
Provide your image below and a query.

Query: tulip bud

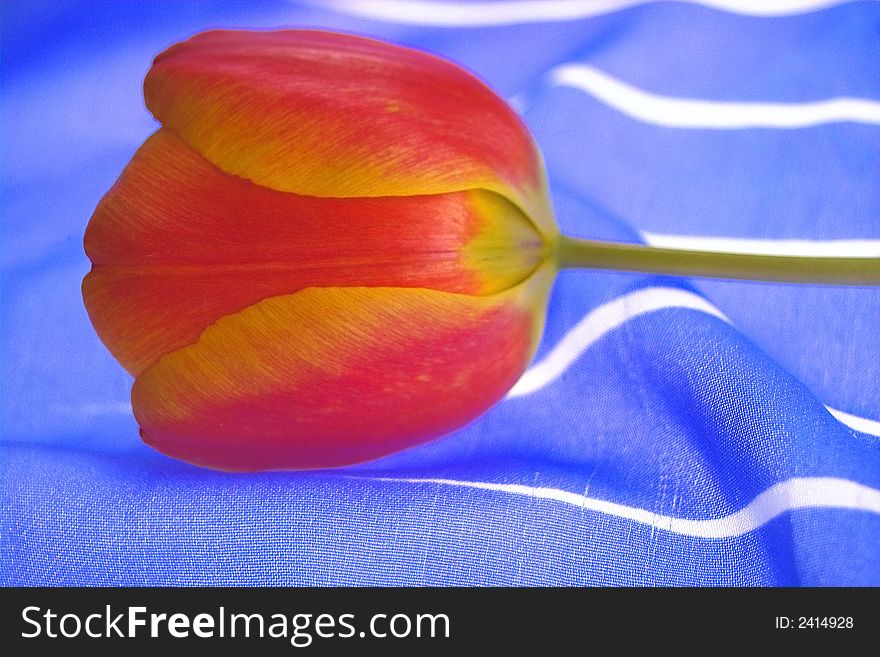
[83,29,558,471]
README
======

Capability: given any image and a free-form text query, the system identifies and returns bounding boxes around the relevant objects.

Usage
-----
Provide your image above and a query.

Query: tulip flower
[83,30,879,471]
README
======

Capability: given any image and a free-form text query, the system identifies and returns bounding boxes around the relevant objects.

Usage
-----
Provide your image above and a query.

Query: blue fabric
[2,0,878,586]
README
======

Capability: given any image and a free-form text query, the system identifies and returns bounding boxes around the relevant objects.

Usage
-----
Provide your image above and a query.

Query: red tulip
[83,30,557,471]
[84,29,878,471]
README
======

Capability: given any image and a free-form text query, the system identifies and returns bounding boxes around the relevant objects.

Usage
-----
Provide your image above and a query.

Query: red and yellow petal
[83,129,546,375]
[144,29,556,237]
[83,29,563,470]
[132,276,552,471]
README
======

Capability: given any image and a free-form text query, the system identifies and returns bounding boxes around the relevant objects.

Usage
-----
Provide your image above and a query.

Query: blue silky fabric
[2,1,878,586]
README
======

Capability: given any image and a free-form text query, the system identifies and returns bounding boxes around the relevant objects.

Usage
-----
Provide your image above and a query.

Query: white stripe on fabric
[507,287,731,397]
[314,0,876,26]
[368,476,880,538]
[80,402,133,416]
[52,402,133,417]
[826,408,880,437]
[642,232,880,258]
[506,286,880,437]
[549,64,880,128]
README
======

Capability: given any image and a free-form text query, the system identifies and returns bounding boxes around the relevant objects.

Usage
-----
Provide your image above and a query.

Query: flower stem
[556,236,880,286]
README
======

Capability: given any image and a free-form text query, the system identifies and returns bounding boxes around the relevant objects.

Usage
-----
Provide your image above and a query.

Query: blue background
[2,0,878,585]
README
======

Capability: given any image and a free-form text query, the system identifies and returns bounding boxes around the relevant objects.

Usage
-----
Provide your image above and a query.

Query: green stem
[556,236,880,286]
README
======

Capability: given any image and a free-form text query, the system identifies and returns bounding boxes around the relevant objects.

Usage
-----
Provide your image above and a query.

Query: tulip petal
[144,29,556,236]
[83,129,546,375]
[132,276,552,471]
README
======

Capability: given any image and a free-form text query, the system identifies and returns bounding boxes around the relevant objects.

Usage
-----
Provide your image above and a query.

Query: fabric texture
[2,0,878,586]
